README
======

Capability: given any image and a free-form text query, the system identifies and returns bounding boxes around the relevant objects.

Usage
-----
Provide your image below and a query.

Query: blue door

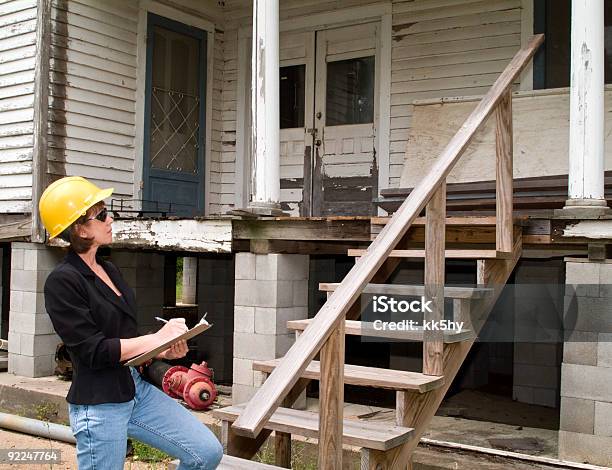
[143,13,206,216]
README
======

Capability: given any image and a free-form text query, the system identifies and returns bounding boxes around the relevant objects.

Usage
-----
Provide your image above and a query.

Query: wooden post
[318,321,345,469]
[423,184,446,376]
[495,91,513,253]
[31,0,52,242]
[275,431,291,468]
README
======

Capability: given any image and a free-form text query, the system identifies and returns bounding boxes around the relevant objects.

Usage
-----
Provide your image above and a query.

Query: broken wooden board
[111,219,232,253]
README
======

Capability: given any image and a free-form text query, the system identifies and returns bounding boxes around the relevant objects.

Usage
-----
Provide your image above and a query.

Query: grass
[129,440,171,464]
[254,440,319,470]
[176,257,183,301]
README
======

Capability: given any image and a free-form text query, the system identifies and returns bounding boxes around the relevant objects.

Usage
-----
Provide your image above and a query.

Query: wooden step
[319,282,492,299]
[287,319,474,343]
[171,455,284,469]
[213,404,414,451]
[253,359,444,393]
[347,248,512,259]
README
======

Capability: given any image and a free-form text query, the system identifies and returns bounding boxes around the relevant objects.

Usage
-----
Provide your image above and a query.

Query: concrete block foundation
[559,259,612,466]
[232,253,308,404]
[8,243,63,377]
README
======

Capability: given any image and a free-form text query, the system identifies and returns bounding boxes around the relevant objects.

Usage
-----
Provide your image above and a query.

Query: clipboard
[124,321,212,367]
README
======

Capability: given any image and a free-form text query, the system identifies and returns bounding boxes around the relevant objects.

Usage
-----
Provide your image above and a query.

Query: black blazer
[44,250,139,404]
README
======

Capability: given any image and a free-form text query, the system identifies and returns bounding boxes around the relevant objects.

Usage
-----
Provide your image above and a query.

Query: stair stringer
[362,232,522,470]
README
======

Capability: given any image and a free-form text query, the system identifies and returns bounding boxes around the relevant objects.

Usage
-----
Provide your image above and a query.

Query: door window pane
[535,0,612,88]
[326,56,374,126]
[280,65,305,129]
[150,25,200,173]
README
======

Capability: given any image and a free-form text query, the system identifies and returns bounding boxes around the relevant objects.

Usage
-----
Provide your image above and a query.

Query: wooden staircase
[213,35,543,470]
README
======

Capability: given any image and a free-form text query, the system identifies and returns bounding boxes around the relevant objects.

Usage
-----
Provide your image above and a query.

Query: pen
[155,316,168,324]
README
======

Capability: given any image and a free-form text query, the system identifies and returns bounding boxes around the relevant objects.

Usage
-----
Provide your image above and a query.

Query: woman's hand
[156,339,189,360]
[155,318,188,343]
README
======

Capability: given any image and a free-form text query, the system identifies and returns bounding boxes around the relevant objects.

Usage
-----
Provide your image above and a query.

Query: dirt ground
[0,428,169,469]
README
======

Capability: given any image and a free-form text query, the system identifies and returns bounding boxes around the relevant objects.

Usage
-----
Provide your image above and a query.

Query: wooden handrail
[231,34,545,438]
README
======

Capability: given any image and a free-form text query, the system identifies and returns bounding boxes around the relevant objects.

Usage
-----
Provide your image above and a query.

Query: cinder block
[277,254,309,281]
[110,250,139,268]
[234,279,257,306]
[532,387,558,408]
[23,249,38,271]
[532,343,562,367]
[254,307,308,335]
[20,291,46,315]
[255,254,277,281]
[561,363,612,402]
[560,397,594,434]
[236,280,293,308]
[232,358,254,386]
[292,280,308,307]
[7,331,20,355]
[598,263,612,298]
[512,385,534,404]
[233,332,277,361]
[566,261,600,297]
[11,248,24,271]
[563,332,598,366]
[565,296,612,333]
[513,364,559,389]
[8,353,55,378]
[559,430,612,466]
[10,270,38,293]
[513,343,533,365]
[275,334,294,357]
[595,401,612,437]
[254,307,277,335]
[9,291,23,313]
[234,305,255,333]
[232,383,257,405]
[598,333,612,368]
[19,333,60,357]
[235,253,255,280]
[9,312,55,335]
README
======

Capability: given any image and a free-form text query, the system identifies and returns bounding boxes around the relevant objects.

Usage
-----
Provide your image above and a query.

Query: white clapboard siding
[0,0,36,212]
[48,0,137,198]
[388,0,522,188]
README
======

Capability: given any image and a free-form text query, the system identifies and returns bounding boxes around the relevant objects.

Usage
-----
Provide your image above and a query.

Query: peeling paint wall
[0,0,39,213]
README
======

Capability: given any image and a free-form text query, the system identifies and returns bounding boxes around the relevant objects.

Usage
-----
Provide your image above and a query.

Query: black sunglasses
[87,207,108,223]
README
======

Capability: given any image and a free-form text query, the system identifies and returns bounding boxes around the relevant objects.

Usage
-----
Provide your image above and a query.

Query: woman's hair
[58,201,105,253]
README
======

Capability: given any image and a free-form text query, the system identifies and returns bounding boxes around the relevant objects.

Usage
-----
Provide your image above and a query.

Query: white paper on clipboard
[124,321,212,367]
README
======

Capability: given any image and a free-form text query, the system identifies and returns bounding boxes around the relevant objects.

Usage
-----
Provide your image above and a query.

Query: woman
[39,176,223,470]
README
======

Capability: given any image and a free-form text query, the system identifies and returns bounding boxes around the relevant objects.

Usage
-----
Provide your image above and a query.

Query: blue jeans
[68,367,223,470]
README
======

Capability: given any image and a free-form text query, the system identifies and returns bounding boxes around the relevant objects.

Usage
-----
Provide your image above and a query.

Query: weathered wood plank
[423,183,445,376]
[232,219,371,241]
[318,283,492,299]
[348,248,509,259]
[254,358,445,393]
[216,405,414,451]
[318,321,344,469]
[495,91,514,253]
[109,219,233,253]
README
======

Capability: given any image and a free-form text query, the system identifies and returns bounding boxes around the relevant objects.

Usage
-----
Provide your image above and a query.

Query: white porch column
[566,0,608,210]
[249,0,282,215]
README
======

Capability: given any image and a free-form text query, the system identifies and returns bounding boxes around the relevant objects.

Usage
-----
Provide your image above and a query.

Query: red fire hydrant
[141,360,217,410]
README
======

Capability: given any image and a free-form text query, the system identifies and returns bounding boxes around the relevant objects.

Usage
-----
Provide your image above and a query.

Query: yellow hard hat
[38,176,114,239]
